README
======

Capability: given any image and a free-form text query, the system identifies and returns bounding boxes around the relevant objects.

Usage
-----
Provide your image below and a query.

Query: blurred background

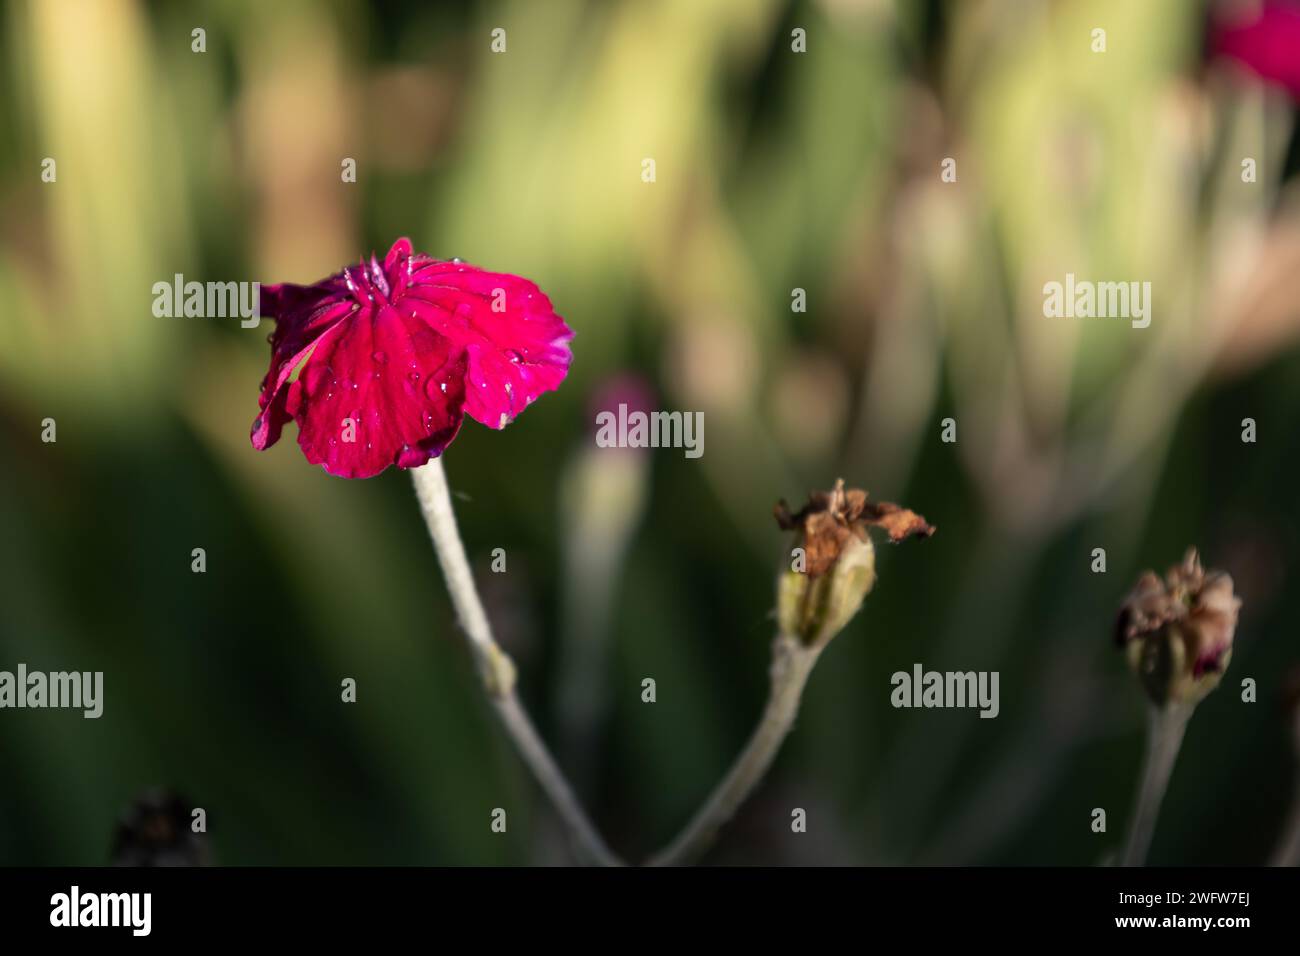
[1,0,1298,866]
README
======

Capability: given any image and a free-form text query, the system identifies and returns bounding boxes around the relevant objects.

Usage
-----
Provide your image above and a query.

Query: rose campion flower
[251,238,573,478]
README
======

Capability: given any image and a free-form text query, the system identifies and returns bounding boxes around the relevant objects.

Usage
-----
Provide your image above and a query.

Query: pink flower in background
[588,374,655,442]
[252,238,573,478]
[1212,1,1300,99]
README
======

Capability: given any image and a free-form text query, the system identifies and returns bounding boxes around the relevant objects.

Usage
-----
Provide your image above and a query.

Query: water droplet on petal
[425,375,448,401]
[372,350,388,364]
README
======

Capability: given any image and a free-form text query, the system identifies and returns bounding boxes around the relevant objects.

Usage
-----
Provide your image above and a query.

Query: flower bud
[775,480,934,646]
[1116,548,1241,709]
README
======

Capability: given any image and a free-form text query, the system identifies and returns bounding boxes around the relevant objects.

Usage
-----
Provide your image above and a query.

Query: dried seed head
[774,480,934,646]
[1116,549,1241,709]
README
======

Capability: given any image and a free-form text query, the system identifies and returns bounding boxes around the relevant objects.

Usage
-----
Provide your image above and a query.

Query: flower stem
[646,634,822,866]
[1120,703,1191,867]
[410,458,623,867]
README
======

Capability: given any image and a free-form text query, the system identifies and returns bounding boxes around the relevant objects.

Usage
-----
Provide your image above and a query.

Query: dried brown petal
[775,479,934,579]
[858,500,937,543]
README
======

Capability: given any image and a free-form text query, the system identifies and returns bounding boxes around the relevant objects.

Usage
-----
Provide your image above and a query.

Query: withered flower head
[774,480,936,577]
[774,480,934,646]
[1116,548,1241,709]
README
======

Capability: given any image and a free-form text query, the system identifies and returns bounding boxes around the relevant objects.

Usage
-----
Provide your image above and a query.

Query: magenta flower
[1212,1,1300,100]
[251,238,573,478]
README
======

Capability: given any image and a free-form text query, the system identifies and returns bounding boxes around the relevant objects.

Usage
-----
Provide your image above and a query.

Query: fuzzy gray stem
[1120,703,1191,867]
[646,634,821,866]
[410,458,623,867]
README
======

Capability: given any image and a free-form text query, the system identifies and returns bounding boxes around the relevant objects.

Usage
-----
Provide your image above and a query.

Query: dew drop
[372,350,388,364]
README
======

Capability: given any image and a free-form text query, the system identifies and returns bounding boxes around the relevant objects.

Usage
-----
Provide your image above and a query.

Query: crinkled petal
[251,282,354,451]
[291,303,468,479]
[402,260,573,429]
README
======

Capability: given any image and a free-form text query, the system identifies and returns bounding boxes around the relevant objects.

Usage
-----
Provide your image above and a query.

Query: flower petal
[291,303,468,479]
[403,260,573,428]
[252,283,355,451]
